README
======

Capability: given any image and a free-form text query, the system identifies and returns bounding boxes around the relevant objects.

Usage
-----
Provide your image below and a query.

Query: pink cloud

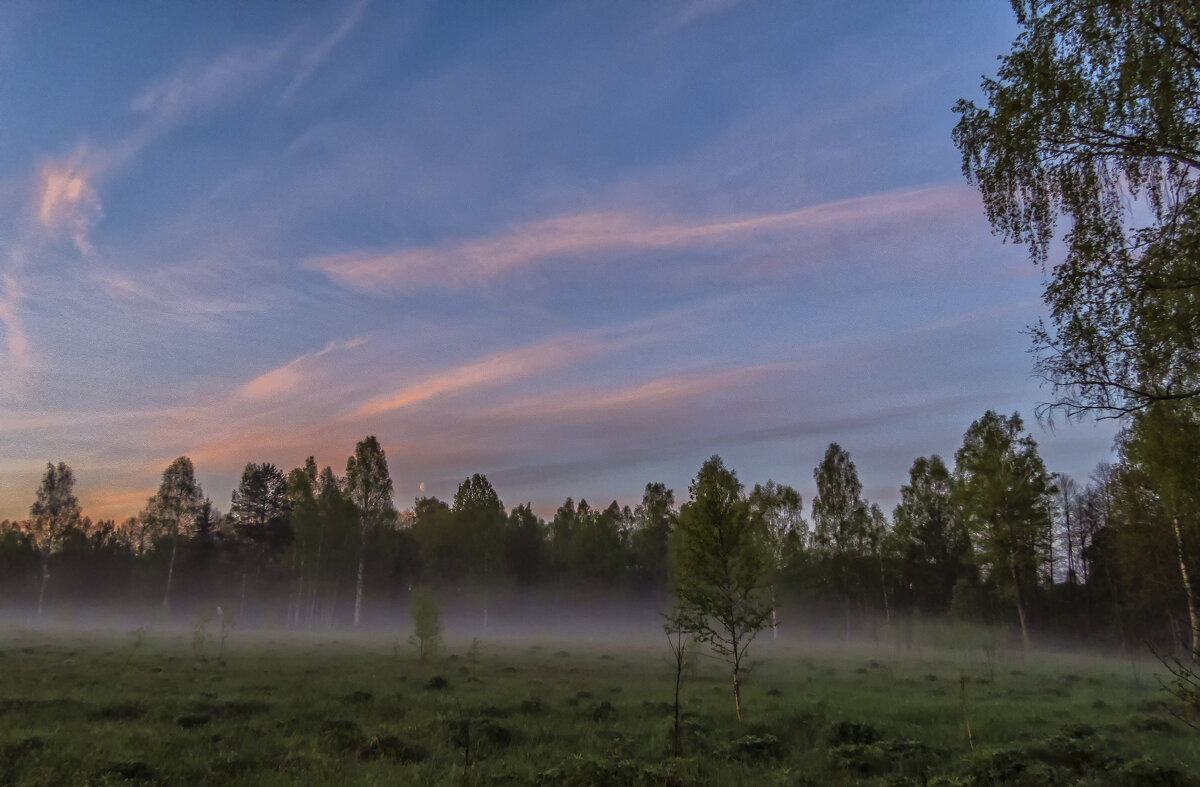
[30,150,104,257]
[0,272,30,371]
[481,365,783,424]
[309,184,974,293]
[241,338,366,401]
[348,335,613,419]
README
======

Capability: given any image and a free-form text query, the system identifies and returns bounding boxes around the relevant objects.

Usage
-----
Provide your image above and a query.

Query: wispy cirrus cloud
[0,269,31,373]
[673,0,746,28]
[37,155,102,252]
[309,184,973,293]
[281,0,371,102]
[130,40,291,130]
[479,365,783,425]
[348,335,615,420]
[242,337,367,400]
[1,152,104,374]
[1,31,296,374]
[91,265,266,327]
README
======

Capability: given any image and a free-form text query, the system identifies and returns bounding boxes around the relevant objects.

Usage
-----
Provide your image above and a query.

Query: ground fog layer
[1,625,1197,786]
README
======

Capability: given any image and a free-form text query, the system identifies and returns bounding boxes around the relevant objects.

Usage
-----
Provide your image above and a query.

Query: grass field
[1,623,1197,785]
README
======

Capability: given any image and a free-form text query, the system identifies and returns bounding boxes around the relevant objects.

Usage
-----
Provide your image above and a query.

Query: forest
[0,404,1194,659]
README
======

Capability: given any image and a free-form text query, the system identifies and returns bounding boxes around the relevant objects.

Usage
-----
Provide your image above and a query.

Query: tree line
[2,408,1198,655]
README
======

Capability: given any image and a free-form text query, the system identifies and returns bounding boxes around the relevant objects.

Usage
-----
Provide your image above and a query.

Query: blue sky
[0,0,1118,522]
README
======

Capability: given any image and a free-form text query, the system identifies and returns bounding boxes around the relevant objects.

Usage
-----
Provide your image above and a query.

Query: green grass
[0,625,1197,785]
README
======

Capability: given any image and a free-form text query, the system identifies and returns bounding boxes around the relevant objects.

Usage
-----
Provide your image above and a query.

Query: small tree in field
[663,613,693,756]
[673,455,772,721]
[411,587,442,662]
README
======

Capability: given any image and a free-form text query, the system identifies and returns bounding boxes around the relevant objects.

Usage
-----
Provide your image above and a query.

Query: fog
[0,590,1145,666]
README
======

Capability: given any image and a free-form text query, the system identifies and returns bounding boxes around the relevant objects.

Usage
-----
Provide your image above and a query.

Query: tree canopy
[672,455,772,720]
[955,412,1055,648]
[954,0,1200,417]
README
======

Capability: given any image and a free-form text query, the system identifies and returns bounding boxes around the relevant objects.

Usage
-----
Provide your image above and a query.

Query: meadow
[0,622,1196,786]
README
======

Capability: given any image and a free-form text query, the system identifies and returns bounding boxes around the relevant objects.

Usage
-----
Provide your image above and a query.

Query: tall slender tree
[286,458,320,628]
[312,466,356,627]
[230,462,292,619]
[345,436,396,627]
[1054,474,1082,585]
[143,457,203,609]
[505,504,546,586]
[812,444,870,639]
[29,462,81,620]
[1122,403,1200,657]
[452,473,506,580]
[955,412,1055,648]
[631,482,676,584]
[749,481,804,638]
[893,456,968,614]
[452,473,506,632]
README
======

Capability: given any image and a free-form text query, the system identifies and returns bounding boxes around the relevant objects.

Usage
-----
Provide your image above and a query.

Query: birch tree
[954,412,1055,649]
[812,444,870,639]
[143,457,203,610]
[28,462,81,620]
[345,436,396,627]
[1122,403,1200,658]
[748,480,803,638]
[954,0,1200,418]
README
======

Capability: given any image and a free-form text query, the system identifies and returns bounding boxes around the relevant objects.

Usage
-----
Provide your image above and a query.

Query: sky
[0,0,1120,523]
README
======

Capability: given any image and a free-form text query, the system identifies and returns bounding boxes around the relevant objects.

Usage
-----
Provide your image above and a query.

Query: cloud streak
[1,30,298,374]
[281,0,370,102]
[132,41,290,127]
[309,184,973,293]
[348,335,614,419]
[479,365,782,426]
[0,270,31,372]
[37,155,102,253]
[241,337,366,400]
[1,152,105,375]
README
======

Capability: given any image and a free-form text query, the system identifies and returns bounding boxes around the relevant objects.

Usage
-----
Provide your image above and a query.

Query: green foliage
[894,455,968,614]
[506,503,547,585]
[812,443,870,556]
[231,462,292,554]
[748,480,804,584]
[346,436,396,626]
[345,436,396,526]
[955,412,1055,644]
[953,0,1200,417]
[672,455,772,719]
[566,500,629,583]
[28,461,81,557]
[452,473,507,579]
[631,483,677,583]
[142,457,203,542]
